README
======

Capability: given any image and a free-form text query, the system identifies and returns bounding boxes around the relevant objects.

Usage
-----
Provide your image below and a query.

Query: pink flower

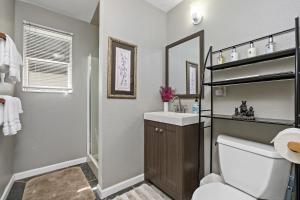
[160,86,175,102]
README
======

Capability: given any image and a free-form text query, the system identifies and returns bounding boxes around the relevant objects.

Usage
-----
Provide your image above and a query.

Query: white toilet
[192,135,291,200]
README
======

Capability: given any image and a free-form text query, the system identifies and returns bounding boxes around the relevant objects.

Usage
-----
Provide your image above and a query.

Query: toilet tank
[217,135,291,200]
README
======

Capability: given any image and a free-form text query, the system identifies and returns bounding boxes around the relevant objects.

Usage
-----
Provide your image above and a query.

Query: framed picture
[186,61,199,95]
[107,37,137,99]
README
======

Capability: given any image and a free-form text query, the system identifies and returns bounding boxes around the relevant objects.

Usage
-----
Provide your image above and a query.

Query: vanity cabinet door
[161,125,183,199]
[144,121,163,187]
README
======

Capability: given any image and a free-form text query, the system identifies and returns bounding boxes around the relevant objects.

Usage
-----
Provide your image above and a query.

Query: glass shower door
[88,54,99,166]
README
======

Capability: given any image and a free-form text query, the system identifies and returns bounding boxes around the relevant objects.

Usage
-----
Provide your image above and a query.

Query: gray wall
[13,1,99,172]
[98,0,166,188]
[0,0,15,195]
[167,0,300,174]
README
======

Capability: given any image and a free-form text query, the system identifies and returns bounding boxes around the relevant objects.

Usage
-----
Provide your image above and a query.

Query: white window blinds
[23,21,73,93]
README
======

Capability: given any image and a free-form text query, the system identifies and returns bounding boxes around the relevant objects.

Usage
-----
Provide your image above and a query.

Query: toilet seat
[192,183,256,200]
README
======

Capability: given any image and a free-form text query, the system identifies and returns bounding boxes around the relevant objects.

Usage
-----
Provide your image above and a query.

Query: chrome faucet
[171,96,185,113]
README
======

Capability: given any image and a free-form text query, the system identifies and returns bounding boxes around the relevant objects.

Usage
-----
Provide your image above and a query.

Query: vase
[164,102,169,112]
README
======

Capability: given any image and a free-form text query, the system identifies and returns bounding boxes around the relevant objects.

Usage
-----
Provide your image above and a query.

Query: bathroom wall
[13,1,99,172]
[0,0,15,194]
[167,0,300,174]
[98,0,167,188]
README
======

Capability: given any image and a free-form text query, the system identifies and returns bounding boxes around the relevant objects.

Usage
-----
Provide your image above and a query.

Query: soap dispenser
[230,46,239,61]
[247,42,257,58]
[0,73,15,96]
[265,35,276,53]
[192,97,199,114]
[217,50,225,64]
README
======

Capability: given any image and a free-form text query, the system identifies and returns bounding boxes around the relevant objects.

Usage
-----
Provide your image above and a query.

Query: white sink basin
[144,112,199,126]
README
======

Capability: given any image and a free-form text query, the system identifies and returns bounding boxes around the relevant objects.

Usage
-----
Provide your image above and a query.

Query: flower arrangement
[160,86,175,102]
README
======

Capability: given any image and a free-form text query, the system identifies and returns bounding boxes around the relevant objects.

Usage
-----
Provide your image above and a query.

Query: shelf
[203,72,295,86]
[207,48,295,71]
[201,114,294,126]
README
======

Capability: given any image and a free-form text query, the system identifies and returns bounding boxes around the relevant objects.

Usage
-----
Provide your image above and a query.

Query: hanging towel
[0,37,6,67]
[0,34,22,82]
[0,103,4,125]
[1,96,23,136]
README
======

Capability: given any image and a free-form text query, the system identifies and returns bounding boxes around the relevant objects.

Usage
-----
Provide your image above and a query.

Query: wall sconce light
[191,7,202,25]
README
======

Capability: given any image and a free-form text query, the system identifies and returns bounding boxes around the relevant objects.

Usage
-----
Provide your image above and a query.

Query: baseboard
[98,174,144,199]
[0,175,15,200]
[14,157,87,181]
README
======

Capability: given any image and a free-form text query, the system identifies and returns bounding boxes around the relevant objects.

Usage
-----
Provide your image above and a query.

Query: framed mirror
[166,30,204,98]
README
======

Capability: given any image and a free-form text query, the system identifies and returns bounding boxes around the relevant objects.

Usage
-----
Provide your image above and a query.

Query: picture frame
[107,37,137,99]
[186,61,199,95]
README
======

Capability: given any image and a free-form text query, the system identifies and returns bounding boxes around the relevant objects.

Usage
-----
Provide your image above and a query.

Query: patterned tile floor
[104,182,172,200]
[6,163,171,200]
[6,163,100,200]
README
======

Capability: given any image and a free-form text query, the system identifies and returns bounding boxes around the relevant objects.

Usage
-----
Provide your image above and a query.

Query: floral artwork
[186,61,198,95]
[189,66,197,94]
[115,47,131,91]
[108,37,137,99]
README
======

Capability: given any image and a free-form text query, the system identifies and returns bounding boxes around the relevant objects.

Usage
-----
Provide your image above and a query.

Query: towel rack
[0,32,6,41]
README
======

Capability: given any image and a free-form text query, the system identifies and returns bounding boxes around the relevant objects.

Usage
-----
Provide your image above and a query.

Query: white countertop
[144,111,199,126]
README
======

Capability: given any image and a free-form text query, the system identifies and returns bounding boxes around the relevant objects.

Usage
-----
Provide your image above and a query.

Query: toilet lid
[192,183,256,200]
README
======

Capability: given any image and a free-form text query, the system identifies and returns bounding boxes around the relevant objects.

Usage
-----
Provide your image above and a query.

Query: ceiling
[18,0,99,23]
[18,0,182,24]
[144,0,184,12]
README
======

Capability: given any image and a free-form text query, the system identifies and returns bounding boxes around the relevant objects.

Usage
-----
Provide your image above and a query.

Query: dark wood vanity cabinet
[144,120,202,200]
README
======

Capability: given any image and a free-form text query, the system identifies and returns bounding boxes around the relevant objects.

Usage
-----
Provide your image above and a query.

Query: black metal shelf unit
[203,72,295,86]
[201,114,294,126]
[198,17,300,200]
[207,48,295,71]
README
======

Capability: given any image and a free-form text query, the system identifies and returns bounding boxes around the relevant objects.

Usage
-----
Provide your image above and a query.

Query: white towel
[0,35,22,82]
[0,103,4,125]
[1,96,23,136]
[0,38,6,67]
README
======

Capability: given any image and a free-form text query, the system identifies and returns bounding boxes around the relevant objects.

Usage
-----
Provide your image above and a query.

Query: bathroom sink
[144,112,199,126]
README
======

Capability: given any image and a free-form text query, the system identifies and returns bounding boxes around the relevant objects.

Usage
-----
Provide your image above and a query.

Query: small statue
[233,101,255,120]
[247,106,255,117]
[234,107,240,116]
[240,101,248,116]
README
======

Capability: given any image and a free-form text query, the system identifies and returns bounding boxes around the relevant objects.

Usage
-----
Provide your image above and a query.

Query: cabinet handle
[159,129,163,133]
[155,128,159,132]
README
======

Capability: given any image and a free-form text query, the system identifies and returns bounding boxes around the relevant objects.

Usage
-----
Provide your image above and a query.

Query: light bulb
[191,7,202,25]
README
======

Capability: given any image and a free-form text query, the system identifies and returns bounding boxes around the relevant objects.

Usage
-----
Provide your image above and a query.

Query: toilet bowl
[192,182,256,200]
[192,135,291,200]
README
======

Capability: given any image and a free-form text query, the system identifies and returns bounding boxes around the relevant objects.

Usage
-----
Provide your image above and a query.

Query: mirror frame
[166,30,204,99]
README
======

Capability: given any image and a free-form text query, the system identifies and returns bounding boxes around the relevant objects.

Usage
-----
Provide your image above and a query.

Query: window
[23,21,73,93]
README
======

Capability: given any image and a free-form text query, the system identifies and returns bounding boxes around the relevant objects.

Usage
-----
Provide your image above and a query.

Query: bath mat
[22,167,95,200]
[113,184,165,200]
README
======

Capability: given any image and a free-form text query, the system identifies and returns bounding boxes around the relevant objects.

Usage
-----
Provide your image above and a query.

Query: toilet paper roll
[271,128,300,164]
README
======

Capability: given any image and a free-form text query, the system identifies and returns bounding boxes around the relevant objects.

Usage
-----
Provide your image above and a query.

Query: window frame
[22,21,73,94]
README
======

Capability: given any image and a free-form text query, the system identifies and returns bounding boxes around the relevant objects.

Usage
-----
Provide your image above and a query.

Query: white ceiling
[18,0,182,23]
[144,0,184,12]
[18,0,99,23]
